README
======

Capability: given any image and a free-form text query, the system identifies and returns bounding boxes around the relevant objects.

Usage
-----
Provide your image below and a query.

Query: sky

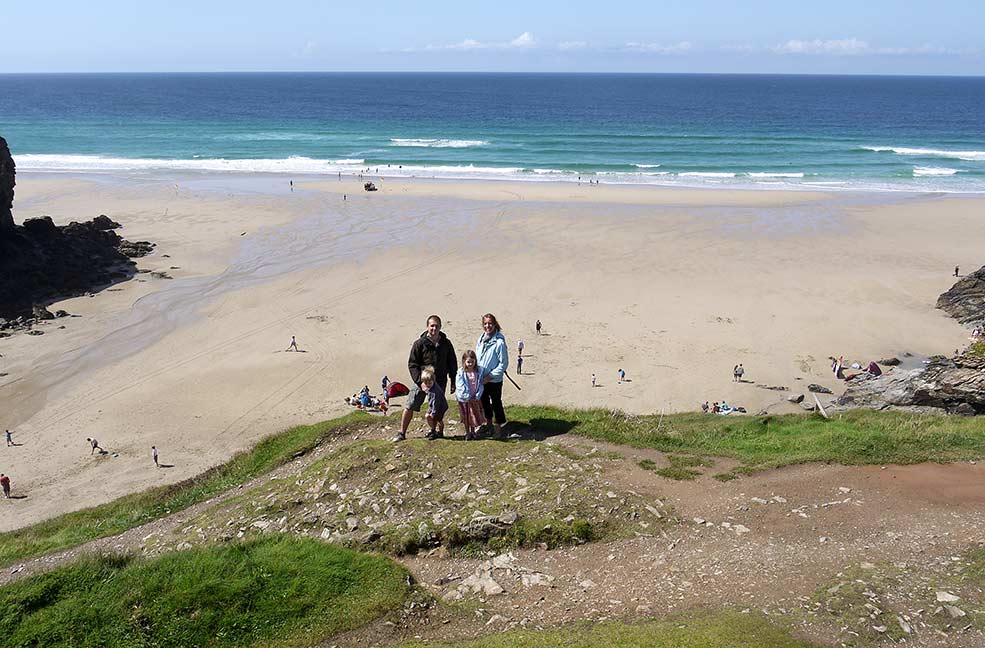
[2,0,983,75]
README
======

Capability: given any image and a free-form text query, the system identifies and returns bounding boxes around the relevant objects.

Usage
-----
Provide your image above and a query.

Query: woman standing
[475,313,508,439]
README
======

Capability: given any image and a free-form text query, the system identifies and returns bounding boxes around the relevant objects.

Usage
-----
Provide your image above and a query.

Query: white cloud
[509,32,536,48]
[623,41,692,54]
[557,41,589,51]
[773,38,869,55]
[413,32,537,52]
[294,41,318,58]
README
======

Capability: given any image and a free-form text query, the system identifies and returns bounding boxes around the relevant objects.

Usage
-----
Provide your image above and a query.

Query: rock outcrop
[937,265,985,325]
[839,350,985,415]
[0,136,155,320]
[837,271,985,415]
[0,136,14,233]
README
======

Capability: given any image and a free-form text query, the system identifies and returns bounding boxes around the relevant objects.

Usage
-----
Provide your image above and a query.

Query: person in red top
[1,473,10,498]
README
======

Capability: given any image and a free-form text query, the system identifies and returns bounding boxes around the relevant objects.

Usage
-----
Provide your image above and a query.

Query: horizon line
[1,70,984,79]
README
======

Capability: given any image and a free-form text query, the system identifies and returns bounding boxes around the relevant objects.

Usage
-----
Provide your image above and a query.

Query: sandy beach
[0,173,977,531]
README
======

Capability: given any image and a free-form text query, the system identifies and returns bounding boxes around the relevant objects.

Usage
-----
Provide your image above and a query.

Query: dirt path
[3,424,983,647]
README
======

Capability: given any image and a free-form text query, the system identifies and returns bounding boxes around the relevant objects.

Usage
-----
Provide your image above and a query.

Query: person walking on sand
[733,365,739,382]
[618,368,625,383]
[475,314,509,440]
[290,180,293,192]
[456,350,486,440]
[536,319,542,335]
[517,355,524,375]
[517,339,524,358]
[592,373,597,388]
[152,446,159,468]
[392,315,457,442]
[5,429,11,447]
[287,336,299,352]
[87,437,102,455]
[736,364,744,382]
[955,265,960,277]
[0,473,9,498]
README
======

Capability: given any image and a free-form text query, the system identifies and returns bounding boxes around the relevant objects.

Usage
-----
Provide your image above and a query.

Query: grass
[399,610,819,647]
[146,438,657,558]
[509,405,985,476]
[0,412,375,568]
[0,536,410,648]
[5,404,984,568]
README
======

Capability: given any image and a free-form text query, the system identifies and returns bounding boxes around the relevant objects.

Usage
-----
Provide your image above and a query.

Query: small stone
[936,591,960,603]
[944,604,966,618]
[897,616,912,634]
[579,579,597,589]
[838,486,852,494]
[872,625,887,633]
[345,516,360,531]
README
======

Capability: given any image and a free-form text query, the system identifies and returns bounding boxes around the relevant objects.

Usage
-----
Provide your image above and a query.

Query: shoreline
[0,171,978,530]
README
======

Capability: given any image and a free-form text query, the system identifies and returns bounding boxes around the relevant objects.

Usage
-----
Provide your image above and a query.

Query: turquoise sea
[2,73,985,191]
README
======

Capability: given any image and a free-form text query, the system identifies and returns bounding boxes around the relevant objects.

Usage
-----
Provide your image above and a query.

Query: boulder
[32,304,55,320]
[91,214,121,230]
[787,393,805,404]
[877,357,901,366]
[807,384,833,394]
[937,266,985,325]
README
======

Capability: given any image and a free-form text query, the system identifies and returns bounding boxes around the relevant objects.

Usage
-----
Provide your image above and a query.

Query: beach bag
[387,381,410,398]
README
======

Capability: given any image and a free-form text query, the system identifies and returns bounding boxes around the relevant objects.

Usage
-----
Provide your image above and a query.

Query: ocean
[2,72,985,192]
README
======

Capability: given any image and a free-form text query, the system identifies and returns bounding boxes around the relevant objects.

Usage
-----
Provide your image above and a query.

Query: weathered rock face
[840,350,985,415]
[0,138,155,319]
[937,265,985,325]
[836,271,985,415]
[0,136,14,233]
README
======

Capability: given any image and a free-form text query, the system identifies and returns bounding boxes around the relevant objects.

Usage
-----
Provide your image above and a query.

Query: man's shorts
[404,382,428,412]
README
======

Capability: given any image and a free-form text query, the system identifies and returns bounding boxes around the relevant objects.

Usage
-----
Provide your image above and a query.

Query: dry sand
[0,172,978,531]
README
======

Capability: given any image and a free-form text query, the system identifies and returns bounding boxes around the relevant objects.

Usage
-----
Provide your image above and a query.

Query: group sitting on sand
[390,313,509,443]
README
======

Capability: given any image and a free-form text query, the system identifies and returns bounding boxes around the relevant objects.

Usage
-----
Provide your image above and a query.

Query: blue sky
[3,0,983,75]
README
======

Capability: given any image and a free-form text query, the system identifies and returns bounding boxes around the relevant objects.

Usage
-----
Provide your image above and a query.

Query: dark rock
[27,329,44,336]
[55,310,70,318]
[878,357,901,366]
[22,216,58,237]
[937,266,985,325]
[150,271,173,280]
[91,214,121,230]
[954,403,976,416]
[119,240,155,258]
[787,393,805,404]
[0,136,13,234]
[32,304,55,320]
[807,384,833,394]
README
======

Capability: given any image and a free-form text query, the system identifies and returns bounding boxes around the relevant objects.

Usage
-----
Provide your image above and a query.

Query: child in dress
[455,350,487,440]
[421,367,448,440]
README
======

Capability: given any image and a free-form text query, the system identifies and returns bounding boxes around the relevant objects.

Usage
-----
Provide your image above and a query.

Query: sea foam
[913,166,959,176]
[14,155,366,174]
[864,146,985,162]
[389,138,488,148]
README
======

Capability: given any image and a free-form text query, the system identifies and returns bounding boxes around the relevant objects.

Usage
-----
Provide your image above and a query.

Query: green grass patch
[966,341,985,357]
[147,438,662,558]
[637,454,713,481]
[509,405,985,474]
[0,412,375,567]
[0,536,410,648]
[399,610,818,647]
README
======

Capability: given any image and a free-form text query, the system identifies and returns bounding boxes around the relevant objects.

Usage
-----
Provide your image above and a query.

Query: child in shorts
[421,367,447,440]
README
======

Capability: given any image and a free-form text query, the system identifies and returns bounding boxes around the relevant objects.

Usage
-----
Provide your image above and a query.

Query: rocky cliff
[937,265,985,325]
[0,136,155,322]
[837,267,985,415]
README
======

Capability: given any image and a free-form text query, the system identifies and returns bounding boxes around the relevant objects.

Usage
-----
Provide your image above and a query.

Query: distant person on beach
[290,180,293,191]
[536,319,542,335]
[343,194,346,201]
[735,364,744,382]
[733,365,739,382]
[5,429,11,447]
[517,355,523,375]
[592,373,597,388]
[476,313,508,440]
[87,438,102,455]
[618,368,626,383]
[152,446,159,468]
[0,473,9,498]
[955,265,960,277]
[456,350,486,441]
[421,367,448,440]
[287,336,299,352]
[517,339,524,358]
[392,315,457,442]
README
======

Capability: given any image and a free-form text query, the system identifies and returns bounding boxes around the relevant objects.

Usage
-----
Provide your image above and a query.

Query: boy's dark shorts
[404,382,428,412]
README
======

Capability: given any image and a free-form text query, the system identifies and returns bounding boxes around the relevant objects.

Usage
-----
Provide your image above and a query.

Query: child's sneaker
[425,428,443,440]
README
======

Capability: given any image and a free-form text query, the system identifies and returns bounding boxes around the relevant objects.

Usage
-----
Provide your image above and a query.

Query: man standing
[517,355,524,375]
[517,339,524,358]
[392,315,457,442]
[0,473,9,498]
[536,320,542,335]
[152,446,159,468]
[4,429,11,447]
